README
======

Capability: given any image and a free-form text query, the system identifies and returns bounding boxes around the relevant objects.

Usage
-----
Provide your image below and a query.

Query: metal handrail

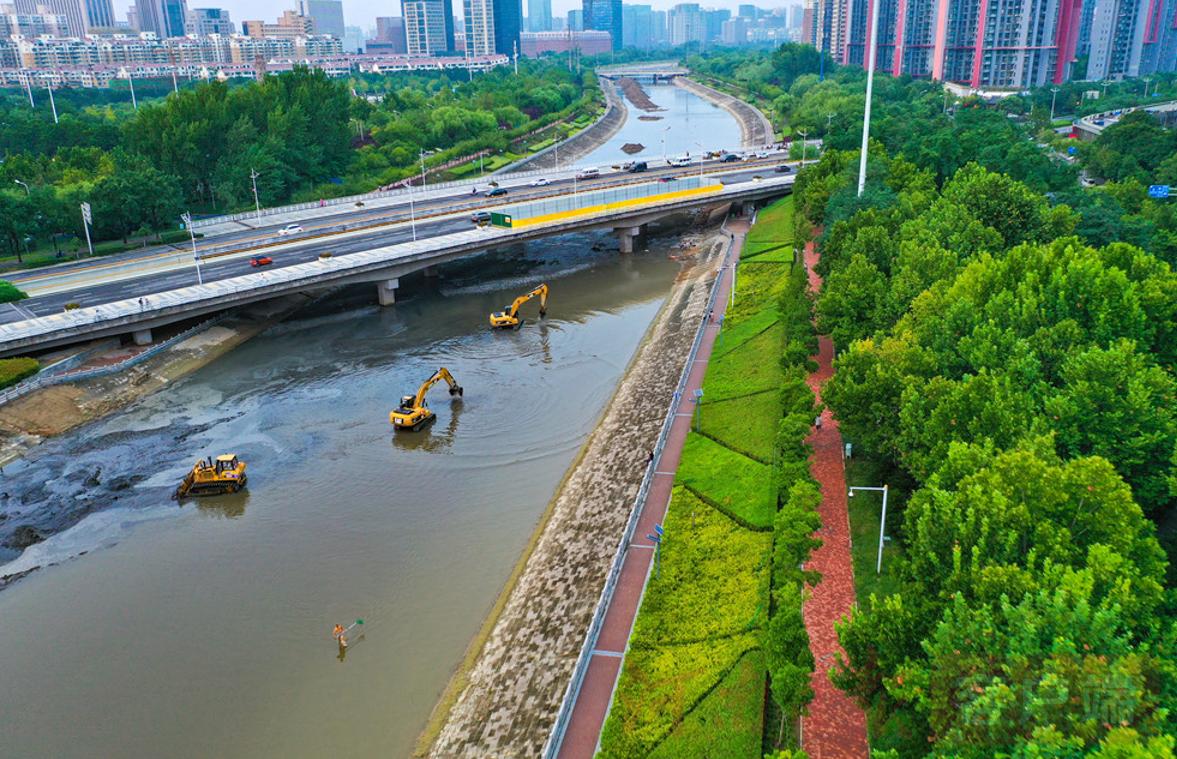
[541,211,739,758]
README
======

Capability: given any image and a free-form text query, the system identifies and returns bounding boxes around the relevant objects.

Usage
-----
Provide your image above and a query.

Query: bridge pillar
[615,225,642,254]
[132,328,153,346]
[742,201,756,217]
[376,278,400,306]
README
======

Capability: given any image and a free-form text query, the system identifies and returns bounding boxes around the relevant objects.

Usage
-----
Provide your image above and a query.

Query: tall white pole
[877,485,888,574]
[250,169,261,220]
[857,0,882,197]
[24,74,35,107]
[127,74,137,109]
[47,84,58,124]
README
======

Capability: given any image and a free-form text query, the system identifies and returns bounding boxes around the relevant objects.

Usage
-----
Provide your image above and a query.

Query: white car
[531,177,550,187]
[278,223,303,236]
[756,151,770,159]
[669,157,692,167]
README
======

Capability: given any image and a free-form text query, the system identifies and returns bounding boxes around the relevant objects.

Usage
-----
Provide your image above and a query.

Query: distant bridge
[597,64,687,85]
[0,175,793,357]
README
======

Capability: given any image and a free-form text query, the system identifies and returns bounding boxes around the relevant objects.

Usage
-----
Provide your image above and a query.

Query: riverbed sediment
[418,207,732,758]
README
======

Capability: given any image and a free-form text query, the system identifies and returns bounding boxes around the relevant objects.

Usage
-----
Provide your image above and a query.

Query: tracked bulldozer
[175,454,248,498]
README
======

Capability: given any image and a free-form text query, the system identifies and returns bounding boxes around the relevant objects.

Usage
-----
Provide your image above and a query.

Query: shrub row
[0,357,39,388]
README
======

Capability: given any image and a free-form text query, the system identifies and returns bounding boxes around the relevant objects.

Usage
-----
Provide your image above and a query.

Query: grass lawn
[746,196,794,245]
[742,245,795,264]
[843,454,905,603]
[725,261,792,327]
[700,391,780,464]
[713,309,780,360]
[676,433,775,530]
[647,651,767,759]
[706,322,785,401]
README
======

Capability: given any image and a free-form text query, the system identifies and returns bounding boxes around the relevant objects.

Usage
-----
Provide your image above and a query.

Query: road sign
[1067,146,1078,155]
[654,524,663,536]
[80,202,91,224]
[491,212,512,228]
[1149,185,1170,198]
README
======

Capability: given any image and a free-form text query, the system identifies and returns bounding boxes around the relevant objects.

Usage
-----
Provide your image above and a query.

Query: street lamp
[1050,87,1061,121]
[181,212,203,285]
[646,523,664,580]
[661,126,671,164]
[848,484,889,573]
[692,388,704,431]
[408,183,417,241]
[857,0,882,198]
[796,129,809,165]
[13,179,29,195]
[1142,77,1152,98]
[419,148,427,188]
[250,168,261,221]
[696,142,705,179]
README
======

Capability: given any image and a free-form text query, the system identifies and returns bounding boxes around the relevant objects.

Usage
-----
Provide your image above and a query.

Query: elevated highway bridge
[0,161,795,358]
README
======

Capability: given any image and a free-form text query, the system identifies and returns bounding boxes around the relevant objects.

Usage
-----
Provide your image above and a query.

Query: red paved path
[800,240,870,758]
[556,223,747,759]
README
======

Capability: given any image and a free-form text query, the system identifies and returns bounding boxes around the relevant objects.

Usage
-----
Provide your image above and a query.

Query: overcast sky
[113,0,797,35]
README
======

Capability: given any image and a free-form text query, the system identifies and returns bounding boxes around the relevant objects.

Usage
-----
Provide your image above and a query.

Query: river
[0,84,740,759]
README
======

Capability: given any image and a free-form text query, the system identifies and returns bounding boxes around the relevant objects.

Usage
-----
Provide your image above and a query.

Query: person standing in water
[333,623,347,647]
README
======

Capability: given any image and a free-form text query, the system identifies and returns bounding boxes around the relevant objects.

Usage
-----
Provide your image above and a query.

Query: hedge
[0,357,40,388]
[0,280,29,303]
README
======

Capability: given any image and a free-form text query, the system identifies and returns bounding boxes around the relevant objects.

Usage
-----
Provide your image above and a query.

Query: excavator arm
[414,367,463,408]
[508,285,548,319]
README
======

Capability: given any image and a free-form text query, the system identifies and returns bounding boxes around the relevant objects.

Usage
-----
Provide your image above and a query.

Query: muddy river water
[0,84,741,759]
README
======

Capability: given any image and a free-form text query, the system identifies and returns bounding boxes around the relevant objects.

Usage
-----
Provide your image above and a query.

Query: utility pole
[80,202,93,259]
[1050,86,1060,121]
[250,168,261,220]
[23,73,34,107]
[857,0,881,197]
[127,72,137,109]
[45,83,57,123]
[513,41,518,75]
[181,212,202,284]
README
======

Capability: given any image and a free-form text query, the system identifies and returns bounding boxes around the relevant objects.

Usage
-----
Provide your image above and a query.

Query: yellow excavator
[390,367,464,430]
[489,284,548,329]
[175,454,247,498]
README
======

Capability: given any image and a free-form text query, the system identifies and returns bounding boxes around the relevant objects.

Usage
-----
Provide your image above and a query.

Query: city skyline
[109,0,799,35]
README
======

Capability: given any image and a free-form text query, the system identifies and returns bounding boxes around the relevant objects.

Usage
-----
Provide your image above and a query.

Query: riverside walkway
[801,239,870,757]
[553,219,749,758]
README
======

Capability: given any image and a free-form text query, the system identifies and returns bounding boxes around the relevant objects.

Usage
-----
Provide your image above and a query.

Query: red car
[251,256,273,267]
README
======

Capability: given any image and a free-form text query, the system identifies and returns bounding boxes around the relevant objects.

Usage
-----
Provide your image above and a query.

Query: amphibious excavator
[390,367,464,430]
[489,284,548,329]
[175,454,247,498]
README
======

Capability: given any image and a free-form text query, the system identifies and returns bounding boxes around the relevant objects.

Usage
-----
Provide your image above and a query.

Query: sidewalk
[800,239,870,758]
[555,220,749,759]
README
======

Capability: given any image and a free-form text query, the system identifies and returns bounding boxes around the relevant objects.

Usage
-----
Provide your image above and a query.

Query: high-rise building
[492,0,521,56]
[704,7,728,40]
[131,0,187,36]
[296,0,344,37]
[651,8,666,42]
[243,10,316,38]
[802,0,845,61]
[840,0,1086,87]
[521,28,612,53]
[583,0,621,50]
[404,0,450,54]
[464,0,495,55]
[789,3,803,29]
[737,4,757,20]
[13,0,114,35]
[567,8,582,30]
[185,6,232,34]
[721,15,747,44]
[669,2,704,46]
[622,3,653,47]
[367,16,408,52]
[1079,0,1175,79]
[528,0,551,31]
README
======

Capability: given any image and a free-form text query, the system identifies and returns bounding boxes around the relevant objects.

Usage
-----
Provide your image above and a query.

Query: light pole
[692,388,704,431]
[13,179,29,195]
[661,126,671,164]
[857,0,882,198]
[181,212,203,285]
[696,142,705,179]
[797,129,809,165]
[419,148,427,188]
[408,184,417,241]
[826,112,835,131]
[1050,87,1061,121]
[46,84,58,124]
[250,168,261,220]
[848,484,889,573]
[126,72,137,109]
[1143,77,1152,98]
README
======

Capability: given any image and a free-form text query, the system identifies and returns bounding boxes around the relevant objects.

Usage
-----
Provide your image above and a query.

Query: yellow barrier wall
[507,183,725,229]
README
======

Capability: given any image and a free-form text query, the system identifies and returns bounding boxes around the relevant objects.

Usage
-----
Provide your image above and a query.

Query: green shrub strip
[0,357,40,389]
[680,482,773,533]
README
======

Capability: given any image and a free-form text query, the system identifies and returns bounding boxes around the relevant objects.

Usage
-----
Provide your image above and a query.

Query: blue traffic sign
[1067,146,1078,155]
[654,524,664,535]
[1149,185,1170,198]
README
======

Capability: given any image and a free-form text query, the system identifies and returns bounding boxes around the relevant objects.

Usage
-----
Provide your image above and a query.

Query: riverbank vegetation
[0,60,597,265]
[598,197,823,757]
[0,357,39,389]
[791,133,1177,755]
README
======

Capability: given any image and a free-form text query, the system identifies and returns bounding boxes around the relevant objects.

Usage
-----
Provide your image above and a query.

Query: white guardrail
[0,314,227,405]
[540,214,741,758]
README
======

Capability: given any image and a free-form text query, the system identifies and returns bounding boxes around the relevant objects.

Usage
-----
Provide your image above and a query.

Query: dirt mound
[621,143,645,155]
[637,115,663,121]
[616,77,664,112]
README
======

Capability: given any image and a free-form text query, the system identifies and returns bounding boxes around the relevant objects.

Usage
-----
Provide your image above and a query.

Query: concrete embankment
[417,207,732,758]
[0,294,313,468]
[675,77,775,148]
[501,78,628,174]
